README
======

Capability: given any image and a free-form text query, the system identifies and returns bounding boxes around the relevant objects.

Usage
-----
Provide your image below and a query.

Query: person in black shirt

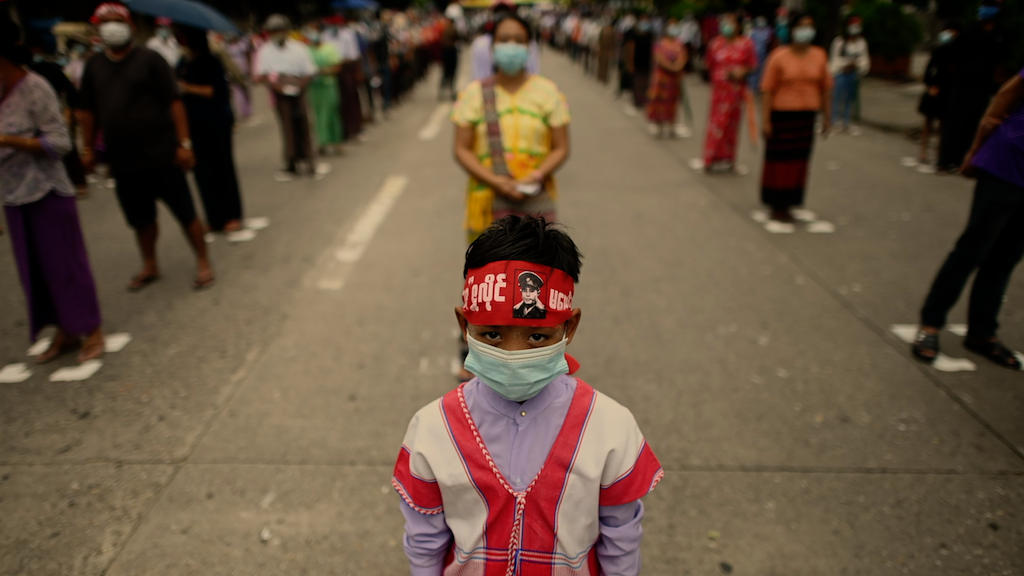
[917,23,960,166]
[937,5,1006,172]
[77,3,214,291]
[625,14,655,110]
[176,25,244,235]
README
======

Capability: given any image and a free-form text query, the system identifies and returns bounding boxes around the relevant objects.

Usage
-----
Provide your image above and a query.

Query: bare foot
[35,330,81,364]
[77,329,105,363]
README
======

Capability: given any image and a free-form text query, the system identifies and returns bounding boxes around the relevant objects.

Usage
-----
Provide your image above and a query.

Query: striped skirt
[760,110,817,210]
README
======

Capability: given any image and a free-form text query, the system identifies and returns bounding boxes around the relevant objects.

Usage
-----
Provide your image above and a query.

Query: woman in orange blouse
[758,13,833,231]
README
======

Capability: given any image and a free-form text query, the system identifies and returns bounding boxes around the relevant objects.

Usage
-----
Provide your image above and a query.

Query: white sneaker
[764,220,796,234]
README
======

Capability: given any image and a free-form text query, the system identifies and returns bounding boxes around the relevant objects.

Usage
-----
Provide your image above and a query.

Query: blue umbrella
[331,0,379,11]
[123,0,239,33]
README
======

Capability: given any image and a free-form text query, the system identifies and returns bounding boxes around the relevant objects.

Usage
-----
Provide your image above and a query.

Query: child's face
[455,307,582,352]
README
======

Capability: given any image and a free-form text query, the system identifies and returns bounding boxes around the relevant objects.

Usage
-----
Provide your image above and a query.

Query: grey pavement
[1,50,1022,576]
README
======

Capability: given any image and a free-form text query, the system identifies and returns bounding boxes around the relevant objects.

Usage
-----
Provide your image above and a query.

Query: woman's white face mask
[99,21,133,48]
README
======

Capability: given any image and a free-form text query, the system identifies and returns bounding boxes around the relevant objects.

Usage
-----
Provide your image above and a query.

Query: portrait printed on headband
[512,270,547,319]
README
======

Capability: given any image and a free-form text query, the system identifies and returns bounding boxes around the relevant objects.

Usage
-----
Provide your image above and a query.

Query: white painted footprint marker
[791,209,817,222]
[50,360,103,382]
[0,363,32,383]
[688,158,705,171]
[104,333,132,353]
[751,210,769,223]
[807,221,836,233]
[245,217,270,230]
[901,157,919,168]
[27,337,53,357]
[890,324,977,372]
[227,229,257,243]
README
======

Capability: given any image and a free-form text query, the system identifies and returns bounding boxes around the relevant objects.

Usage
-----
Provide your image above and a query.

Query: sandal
[193,273,216,291]
[127,273,161,292]
[912,330,939,364]
[963,337,1023,370]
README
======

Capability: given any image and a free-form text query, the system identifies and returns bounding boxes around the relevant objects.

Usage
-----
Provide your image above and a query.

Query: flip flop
[912,330,939,364]
[193,275,216,291]
[127,273,161,292]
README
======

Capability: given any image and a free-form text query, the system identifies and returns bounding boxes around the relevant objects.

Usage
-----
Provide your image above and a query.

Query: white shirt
[830,36,870,76]
[324,26,361,62]
[253,38,317,78]
[146,36,181,68]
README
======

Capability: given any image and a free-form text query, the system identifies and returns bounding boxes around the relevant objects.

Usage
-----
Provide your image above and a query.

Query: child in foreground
[392,215,663,575]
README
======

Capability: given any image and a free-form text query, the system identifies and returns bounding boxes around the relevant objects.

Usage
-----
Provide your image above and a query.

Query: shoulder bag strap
[481,77,510,177]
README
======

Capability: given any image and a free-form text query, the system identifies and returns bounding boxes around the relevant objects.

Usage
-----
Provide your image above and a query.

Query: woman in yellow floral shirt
[451,14,571,242]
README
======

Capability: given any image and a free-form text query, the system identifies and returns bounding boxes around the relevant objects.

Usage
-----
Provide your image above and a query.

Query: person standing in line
[438,15,460,100]
[452,14,570,244]
[628,13,654,112]
[253,14,319,181]
[937,2,1005,173]
[916,24,960,168]
[747,15,773,95]
[912,70,1024,369]
[615,13,636,99]
[176,25,245,236]
[758,13,832,231]
[702,13,756,172]
[146,17,181,69]
[224,32,254,124]
[596,16,616,85]
[1,18,105,363]
[324,16,365,142]
[829,16,869,134]
[646,24,687,138]
[306,24,345,155]
[77,2,214,291]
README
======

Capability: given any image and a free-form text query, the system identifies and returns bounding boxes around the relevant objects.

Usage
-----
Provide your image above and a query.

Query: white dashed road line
[313,175,409,291]
[418,104,452,141]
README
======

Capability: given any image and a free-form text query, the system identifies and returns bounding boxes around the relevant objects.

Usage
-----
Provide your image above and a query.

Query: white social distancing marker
[901,157,919,168]
[227,229,257,243]
[418,104,452,141]
[27,337,52,357]
[688,158,705,171]
[751,210,769,223]
[807,221,836,233]
[947,324,968,337]
[890,324,977,372]
[50,360,103,382]
[314,175,409,290]
[0,363,32,383]
[245,217,270,230]
[104,333,132,353]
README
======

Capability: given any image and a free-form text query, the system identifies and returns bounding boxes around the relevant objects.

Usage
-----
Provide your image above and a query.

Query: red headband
[462,260,575,327]
[92,2,131,24]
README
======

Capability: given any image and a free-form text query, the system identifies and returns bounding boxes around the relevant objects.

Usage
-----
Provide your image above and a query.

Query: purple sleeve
[399,498,452,576]
[1018,66,1024,80]
[596,501,645,576]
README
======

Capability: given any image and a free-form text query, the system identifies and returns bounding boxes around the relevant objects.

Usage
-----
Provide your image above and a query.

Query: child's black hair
[464,216,583,282]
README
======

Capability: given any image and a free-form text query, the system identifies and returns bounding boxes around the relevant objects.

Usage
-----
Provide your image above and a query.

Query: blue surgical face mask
[720,22,736,37]
[493,42,530,75]
[464,332,570,402]
[776,21,790,43]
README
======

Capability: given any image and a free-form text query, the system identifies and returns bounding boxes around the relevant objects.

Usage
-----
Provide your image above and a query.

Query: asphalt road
[1,51,1021,576]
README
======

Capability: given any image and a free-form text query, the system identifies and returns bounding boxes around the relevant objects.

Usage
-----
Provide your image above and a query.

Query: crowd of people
[0,1,460,365]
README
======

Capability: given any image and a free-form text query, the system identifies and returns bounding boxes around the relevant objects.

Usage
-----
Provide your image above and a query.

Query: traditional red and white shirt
[393,379,663,575]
